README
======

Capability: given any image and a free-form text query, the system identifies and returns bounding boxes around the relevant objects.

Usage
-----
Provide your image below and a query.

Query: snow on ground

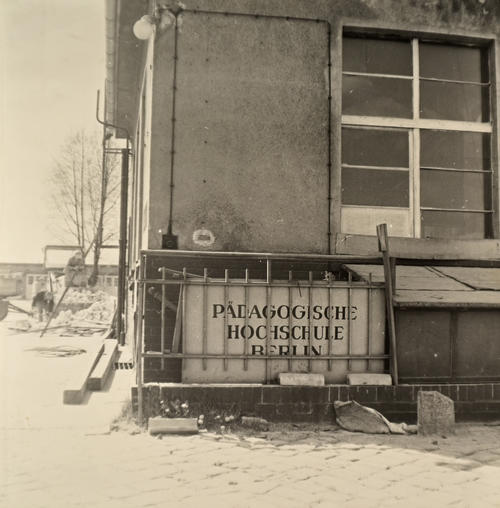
[53,289,116,325]
[6,288,116,335]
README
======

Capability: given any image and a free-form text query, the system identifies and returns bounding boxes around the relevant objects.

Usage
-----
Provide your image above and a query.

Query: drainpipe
[116,147,130,345]
[96,90,130,345]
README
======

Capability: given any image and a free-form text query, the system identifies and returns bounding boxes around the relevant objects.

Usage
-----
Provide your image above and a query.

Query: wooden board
[455,311,500,378]
[87,339,119,391]
[396,310,452,380]
[394,290,500,308]
[182,281,386,384]
[344,264,471,291]
[336,234,500,261]
[396,308,500,382]
[0,300,8,321]
[433,267,500,291]
[63,341,105,404]
[340,207,412,238]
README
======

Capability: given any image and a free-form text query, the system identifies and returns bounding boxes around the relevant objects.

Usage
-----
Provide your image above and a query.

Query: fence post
[376,223,399,385]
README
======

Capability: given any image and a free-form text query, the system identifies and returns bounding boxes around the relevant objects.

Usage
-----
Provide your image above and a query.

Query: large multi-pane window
[341,35,492,239]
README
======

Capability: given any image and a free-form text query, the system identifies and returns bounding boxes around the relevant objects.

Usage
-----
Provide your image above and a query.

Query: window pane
[343,37,412,76]
[420,81,489,122]
[421,131,490,170]
[420,43,488,83]
[421,211,489,239]
[343,75,412,117]
[421,170,490,210]
[342,167,408,207]
[342,127,409,167]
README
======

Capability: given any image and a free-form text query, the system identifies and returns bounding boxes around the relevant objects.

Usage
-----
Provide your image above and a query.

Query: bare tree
[49,130,120,285]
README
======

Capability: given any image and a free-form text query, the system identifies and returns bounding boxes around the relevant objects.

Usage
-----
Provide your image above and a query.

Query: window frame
[338,24,499,240]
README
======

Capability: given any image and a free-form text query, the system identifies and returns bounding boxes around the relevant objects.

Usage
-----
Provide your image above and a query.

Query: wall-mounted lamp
[133,14,156,40]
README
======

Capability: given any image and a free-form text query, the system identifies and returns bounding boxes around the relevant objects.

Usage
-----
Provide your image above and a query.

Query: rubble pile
[73,298,115,324]
[60,289,97,306]
[53,289,116,329]
[9,289,116,336]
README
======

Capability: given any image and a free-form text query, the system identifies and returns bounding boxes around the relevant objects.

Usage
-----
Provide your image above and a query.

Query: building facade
[106,0,500,389]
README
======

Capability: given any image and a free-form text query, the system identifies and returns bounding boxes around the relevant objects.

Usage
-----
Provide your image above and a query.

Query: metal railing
[133,250,392,420]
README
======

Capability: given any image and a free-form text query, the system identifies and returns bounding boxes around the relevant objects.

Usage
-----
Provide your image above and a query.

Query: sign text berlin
[212,303,358,356]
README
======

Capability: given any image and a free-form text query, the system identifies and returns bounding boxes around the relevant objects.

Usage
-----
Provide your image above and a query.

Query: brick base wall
[133,383,500,423]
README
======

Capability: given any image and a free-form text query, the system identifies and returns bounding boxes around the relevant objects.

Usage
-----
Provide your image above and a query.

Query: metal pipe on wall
[116,147,130,345]
[96,89,131,345]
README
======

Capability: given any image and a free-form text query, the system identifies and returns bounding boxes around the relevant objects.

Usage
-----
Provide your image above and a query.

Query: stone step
[148,417,199,435]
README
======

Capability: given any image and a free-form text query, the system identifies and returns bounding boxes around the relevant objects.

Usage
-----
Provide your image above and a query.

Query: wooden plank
[171,285,184,354]
[376,224,398,385]
[434,267,500,290]
[455,311,500,378]
[63,341,105,404]
[341,207,411,238]
[344,264,471,291]
[336,233,500,261]
[395,290,500,307]
[343,264,385,283]
[87,339,119,391]
[0,300,8,321]
[341,114,492,133]
[395,310,452,380]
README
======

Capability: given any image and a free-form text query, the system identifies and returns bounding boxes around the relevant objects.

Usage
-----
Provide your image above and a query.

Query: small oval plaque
[192,228,215,247]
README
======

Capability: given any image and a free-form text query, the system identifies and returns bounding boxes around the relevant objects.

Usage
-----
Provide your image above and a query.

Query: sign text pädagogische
[212,302,357,356]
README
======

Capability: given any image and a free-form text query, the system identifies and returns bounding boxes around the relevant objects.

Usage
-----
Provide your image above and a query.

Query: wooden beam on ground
[63,341,105,404]
[87,339,119,391]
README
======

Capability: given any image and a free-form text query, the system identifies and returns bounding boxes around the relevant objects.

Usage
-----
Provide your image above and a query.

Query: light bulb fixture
[133,15,155,40]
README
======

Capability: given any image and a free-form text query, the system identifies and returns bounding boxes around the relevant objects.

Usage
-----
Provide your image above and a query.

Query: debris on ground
[25,345,87,357]
[157,399,241,434]
[56,289,115,322]
[8,289,115,337]
[334,400,416,435]
[110,401,143,435]
[74,298,114,323]
[240,416,270,432]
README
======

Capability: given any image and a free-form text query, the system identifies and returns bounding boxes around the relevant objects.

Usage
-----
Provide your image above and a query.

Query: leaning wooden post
[136,258,145,425]
[376,223,399,385]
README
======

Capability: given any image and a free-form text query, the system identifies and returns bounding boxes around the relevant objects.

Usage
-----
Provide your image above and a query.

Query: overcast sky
[0,0,105,263]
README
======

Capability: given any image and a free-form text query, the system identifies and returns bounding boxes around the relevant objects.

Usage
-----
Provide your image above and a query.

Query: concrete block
[279,373,324,386]
[347,373,392,386]
[240,416,270,431]
[417,391,455,436]
[148,417,199,435]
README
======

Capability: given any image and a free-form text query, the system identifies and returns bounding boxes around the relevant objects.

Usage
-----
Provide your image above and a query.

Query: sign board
[182,281,386,383]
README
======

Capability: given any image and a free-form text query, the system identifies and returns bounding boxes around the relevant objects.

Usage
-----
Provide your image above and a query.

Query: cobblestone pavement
[2,424,500,508]
[2,312,500,508]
